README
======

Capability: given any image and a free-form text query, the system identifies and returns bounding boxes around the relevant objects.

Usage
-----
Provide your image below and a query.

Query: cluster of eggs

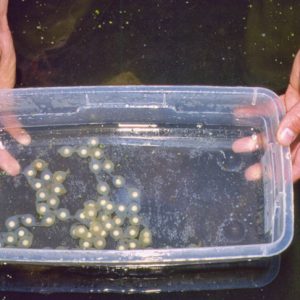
[0,137,152,250]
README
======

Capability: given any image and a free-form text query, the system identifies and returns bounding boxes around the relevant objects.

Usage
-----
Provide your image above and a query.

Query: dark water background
[2,0,300,299]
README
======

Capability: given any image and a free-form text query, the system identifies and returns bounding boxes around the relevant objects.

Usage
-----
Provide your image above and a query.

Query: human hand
[276,50,300,181]
[232,50,300,182]
[0,0,31,176]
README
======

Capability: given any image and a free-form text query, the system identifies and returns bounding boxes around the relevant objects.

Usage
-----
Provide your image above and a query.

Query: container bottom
[0,256,280,293]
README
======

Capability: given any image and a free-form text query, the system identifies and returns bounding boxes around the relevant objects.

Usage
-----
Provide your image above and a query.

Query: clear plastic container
[0,86,293,266]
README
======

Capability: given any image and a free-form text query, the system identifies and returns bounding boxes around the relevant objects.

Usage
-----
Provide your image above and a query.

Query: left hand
[0,0,31,176]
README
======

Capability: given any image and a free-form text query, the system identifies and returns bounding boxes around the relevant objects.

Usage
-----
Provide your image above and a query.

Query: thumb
[277,101,300,146]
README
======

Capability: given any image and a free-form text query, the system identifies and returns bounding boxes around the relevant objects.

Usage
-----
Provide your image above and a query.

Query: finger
[277,102,300,146]
[0,142,20,176]
[244,163,262,181]
[232,133,263,153]
[0,1,16,89]
[0,115,31,145]
[0,0,8,20]
[290,50,300,92]
[291,140,300,182]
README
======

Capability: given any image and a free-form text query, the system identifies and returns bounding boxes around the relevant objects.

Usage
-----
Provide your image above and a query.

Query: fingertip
[245,163,262,181]
[277,127,296,147]
[4,160,20,176]
[18,133,31,146]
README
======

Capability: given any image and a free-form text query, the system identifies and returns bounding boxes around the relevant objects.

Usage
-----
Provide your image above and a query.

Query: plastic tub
[0,86,293,266]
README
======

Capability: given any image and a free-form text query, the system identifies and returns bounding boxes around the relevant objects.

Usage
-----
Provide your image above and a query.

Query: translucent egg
[128,188,141,200]
[83,200,98,210]
[104,201,115,214]
[36,189,49,201]
[128,239,139,249]
[125,226,139,239]
[73,225,89,239]
[75,209,87,223]
[89,159,102,174]
[89,221,103,236]
[116,240,128,251]
[5,216,20,231]
[41,213,56,227]
[103,220,114,231]
[140,228,152,239]
[18,235,33,248]
[56,208,71,221]
[139,228,152,247]
[29,179,44,190]
[116,204,127,215]
[47,195,60,209]
[86,231,93,240]
[112,176,125,188]
[23,166,37,178]
[98,213,110,223]
[99,229,108,238]
[88,137,99,147]
[58,146,74,158]
[79,239,93,249]
[77,146,89,158]
[93,237,106,249]
[102,160,114,173]
[51,183,67,195]
[110,227,123,241]
[36,203,50,215]
[90,148,104,159]
[4,232,17,245]
[41,169,52,182]
[128,202,141,214]
[129,215,141,226]
[15,227,30,239]
[32,159,48,171]
[20,214,36,227]
[84,207,97,219]
[70,224,80,239]
[96,196,110,209]
[53,171,69,183]
[96,181,110,195]
[113,215,125,226]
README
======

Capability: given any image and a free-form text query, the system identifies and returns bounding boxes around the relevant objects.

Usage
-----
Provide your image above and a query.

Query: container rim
[0,85,294,265]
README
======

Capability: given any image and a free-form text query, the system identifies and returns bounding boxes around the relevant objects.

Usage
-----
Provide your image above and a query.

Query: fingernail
[278,128,296,146]
[19,134,31,146]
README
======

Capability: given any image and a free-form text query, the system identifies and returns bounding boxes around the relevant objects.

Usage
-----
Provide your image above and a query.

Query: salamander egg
[5,216,20,231]
[56,208,71,221]
[96,182,110,195]
[128,203,141,214]
[102,160,114,173]
[21,214,36,227]
[113,176,125,188]
[41,213,56,227]
[90,148,104,159]
[58,146,74,158]
[77,146,89,158]
[36,203,49,215]
[88,137,99,147]
[47,195,60,209]
[93,237,106,249]
[32,159,48,171]
[129,215,141,226]
[128,188,141,200]
[23,166,37,178]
